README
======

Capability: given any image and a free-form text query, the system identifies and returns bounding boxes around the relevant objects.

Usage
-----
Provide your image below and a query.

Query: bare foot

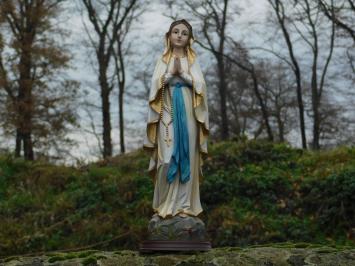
[178,212,188,218]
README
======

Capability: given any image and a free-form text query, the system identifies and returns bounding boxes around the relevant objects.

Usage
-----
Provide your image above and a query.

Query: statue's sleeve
[143,56,165,182]
[148,57,165,106]
[179,71,193,86]
[190,58,210,184]
[164,72,173,84]
[164,71,192,87]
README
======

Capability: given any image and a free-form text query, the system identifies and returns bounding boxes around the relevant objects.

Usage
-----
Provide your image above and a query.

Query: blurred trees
[318,0,355,74]
[0,0,80,161]
[163,0,354,149]
[268,0,337,150]
[79,0,141,158]
[318,0,355,41]
[270,0,353,148]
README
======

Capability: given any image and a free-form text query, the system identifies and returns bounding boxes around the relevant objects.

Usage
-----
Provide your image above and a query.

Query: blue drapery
[167,82,191,184]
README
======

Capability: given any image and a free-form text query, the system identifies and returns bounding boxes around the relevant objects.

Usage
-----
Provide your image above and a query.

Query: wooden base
[139,240,212,253]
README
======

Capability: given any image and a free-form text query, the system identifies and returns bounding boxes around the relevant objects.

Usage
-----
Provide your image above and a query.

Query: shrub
[300,166,355,232]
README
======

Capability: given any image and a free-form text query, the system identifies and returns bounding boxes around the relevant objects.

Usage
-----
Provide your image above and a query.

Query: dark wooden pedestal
[139,240,212,253]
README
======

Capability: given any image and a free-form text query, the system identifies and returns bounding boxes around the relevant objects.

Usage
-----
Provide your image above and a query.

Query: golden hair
[162,19,196,66]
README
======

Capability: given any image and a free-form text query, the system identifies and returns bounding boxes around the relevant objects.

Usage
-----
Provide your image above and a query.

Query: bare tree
[267,0,308,149]
[163,0,275,141]
[318,93,355,147]
[318,0,355,76]
[112,5,144,154]
[258,61,299,142]
[216,39,275,141]
[79,0,139,157]
[318,0,355,41]
[222,42,276,141]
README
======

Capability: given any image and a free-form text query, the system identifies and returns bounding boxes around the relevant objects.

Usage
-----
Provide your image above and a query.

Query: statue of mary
[143,19,209,219]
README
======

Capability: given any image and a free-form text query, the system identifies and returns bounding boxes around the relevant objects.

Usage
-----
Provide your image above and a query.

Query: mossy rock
[4,246,354,265]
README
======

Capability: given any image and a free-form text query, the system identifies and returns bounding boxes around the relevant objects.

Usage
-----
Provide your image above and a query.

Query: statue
[141,19,210,252]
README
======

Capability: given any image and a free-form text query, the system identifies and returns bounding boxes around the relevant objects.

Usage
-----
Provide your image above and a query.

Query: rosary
[160,75,174,147]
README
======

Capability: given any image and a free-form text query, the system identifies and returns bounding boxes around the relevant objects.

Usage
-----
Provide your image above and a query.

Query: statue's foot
[178,212,188,218]
[152,213,159,217]
[152,213,161,220]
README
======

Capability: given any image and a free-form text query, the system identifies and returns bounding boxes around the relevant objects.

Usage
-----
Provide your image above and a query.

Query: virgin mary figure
[143,19,209,219]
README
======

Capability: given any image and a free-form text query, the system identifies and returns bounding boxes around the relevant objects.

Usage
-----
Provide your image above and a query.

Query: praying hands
[171,57,183,76]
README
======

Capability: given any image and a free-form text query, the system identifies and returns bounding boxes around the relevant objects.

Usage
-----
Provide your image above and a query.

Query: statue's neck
[172,47,186,57]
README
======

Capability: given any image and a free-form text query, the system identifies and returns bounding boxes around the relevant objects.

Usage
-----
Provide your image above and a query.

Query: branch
[319,1,336,100]
[249,46,294,70]
[318,0,355,41]
[0,50,15,101]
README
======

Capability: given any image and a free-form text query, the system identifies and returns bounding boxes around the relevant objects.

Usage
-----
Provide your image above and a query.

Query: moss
[48,255,66,263]
[75,250,99,258]
[293,242,312,248]
[63,253,78,259]
[218,246,244,252]
[153,256,182,265]
[82,256,97,265]
[46,250,99,263]
[3,256,20,262]
[316,247,337,253]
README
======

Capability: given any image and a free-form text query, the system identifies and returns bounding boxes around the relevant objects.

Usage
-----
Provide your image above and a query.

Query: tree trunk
[217,57,229,139]
[296,77,307,149]
[116,38,126,154]
[18,37,34,160]
[276,110,285,142]
[269,0,307,149]
[15,129,21,157]
[23,132,34,160]
[119,82,125,153]
[251,72,274,141]
[311,60,320,149]
[101,81,112,158]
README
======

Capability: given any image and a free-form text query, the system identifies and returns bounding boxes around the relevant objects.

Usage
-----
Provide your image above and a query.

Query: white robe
[143,55,209,219]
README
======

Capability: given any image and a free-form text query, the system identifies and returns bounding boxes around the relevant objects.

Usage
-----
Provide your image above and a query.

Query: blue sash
[167,82,191,184]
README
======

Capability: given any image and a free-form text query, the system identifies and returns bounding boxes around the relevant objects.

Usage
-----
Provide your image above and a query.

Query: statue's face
[169,23,189,49]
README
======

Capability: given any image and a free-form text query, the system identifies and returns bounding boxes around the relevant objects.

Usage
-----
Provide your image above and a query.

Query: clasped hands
[170,57,183,76]
[164,57,192,87]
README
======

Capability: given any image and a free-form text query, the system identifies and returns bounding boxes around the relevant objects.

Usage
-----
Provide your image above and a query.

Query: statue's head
[163,19,196,65]
[166,19,194,49]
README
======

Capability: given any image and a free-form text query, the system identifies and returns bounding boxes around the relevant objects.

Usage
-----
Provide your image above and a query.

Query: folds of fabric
[143,56,209,185]
[167,82,191,184]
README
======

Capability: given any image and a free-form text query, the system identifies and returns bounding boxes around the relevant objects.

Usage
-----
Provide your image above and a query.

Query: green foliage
[300,166,355,232]
[0,140,354,257]
[81,256,97,265]
[206,140,301,173]
[201,141,296,207]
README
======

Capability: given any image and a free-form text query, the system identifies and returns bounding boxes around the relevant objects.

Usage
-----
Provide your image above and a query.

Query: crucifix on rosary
[164,134,172,147]
[162,96,173,147]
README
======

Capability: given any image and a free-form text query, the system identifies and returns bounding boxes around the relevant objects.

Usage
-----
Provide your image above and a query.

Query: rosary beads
[160,75,174,147]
